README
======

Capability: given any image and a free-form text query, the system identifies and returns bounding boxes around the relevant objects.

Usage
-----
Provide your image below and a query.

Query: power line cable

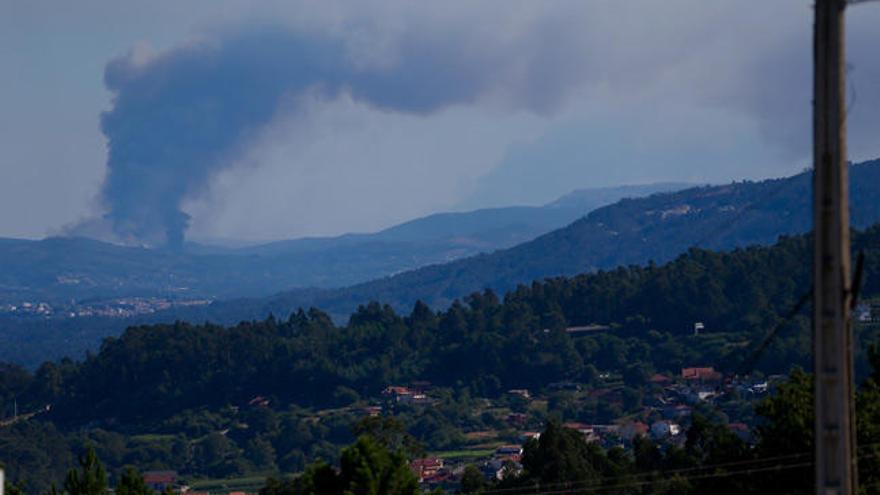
[482,459,813,495]
[735,287,814,376]
[477,451,813,495]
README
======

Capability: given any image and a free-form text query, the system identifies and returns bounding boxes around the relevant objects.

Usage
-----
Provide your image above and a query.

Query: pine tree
[63,447,107,495]
[115,467,154,495]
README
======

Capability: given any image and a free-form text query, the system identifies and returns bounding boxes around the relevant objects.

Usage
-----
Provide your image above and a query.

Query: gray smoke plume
[95,21,588,248]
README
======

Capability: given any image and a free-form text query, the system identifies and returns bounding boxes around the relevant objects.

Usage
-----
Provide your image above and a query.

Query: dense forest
[43,226,880,419]
[1,224,879,493]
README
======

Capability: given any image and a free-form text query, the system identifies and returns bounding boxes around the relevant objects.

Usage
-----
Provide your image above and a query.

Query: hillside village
[354,366,770,491]
[0,297,211,319]
[114,364,777,494]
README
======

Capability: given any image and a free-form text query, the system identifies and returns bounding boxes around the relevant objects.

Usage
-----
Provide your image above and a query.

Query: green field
[188,475,269,494]
[432,448,496,460]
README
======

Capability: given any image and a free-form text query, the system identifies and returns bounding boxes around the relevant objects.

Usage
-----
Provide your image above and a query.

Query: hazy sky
[2,1,879,242]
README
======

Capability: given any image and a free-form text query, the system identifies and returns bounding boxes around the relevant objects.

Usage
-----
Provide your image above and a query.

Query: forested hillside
[7,225,880,423]
[202,159,880,321]
[1,225,879,493]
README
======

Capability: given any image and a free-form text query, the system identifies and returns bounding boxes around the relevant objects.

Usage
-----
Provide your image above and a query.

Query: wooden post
[813,1,856,494]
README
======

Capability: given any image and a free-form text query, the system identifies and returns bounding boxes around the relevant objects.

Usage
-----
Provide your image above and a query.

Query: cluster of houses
[648,367,770,406]
[66,297,211,319]
[135,366,781,495]
[381,384,433,406]
[408,444,527,491]
[0,301,53,316]
[0,297,212,320]
[406,364,773,489]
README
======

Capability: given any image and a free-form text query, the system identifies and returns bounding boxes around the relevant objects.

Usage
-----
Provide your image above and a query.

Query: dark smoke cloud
[95,20,588,248]
[99,28,348,248]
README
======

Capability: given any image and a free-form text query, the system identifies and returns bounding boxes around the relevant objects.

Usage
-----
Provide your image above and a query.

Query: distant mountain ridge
[0,182,686,306]
[232,182,691,255]
[195,159,880,322]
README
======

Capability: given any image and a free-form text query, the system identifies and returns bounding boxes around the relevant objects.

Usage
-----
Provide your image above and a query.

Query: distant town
[0,297,211,319]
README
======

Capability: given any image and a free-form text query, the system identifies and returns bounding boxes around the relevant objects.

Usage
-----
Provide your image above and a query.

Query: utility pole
[813,1,857,495]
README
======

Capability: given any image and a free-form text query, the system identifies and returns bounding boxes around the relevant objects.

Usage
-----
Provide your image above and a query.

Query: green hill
[203,159,880,321]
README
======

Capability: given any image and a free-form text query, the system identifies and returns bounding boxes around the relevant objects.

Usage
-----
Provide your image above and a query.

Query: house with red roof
[143,471,177,492]
[681,367,722,383]
[410,457,444,481]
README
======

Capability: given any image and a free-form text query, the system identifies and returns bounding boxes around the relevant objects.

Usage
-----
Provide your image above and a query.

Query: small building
[382,386,430,404]
[520,431,541,443]
[362,405,382,417]
[590,424,619,435]
[247,396,270,408]
[650,421,681,440]
[697,389,717,401]
[749,381,769,395]
[143,471,177,492]
[421,469,455,490]
[681,367,722,383]
[563,422,593,435]
[483,458,523,481]
[619,421,649,441]
[495,445,524,457]
[382,386,413,398]
[648,374,673,386]
[481,459,506,481]
[410,457,444,481]
[398,393,431,406]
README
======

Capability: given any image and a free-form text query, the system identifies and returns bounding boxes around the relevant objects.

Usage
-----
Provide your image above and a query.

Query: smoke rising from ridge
[93,19,589,248]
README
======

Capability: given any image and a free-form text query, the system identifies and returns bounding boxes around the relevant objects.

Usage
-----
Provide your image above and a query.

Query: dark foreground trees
[260,435,419,495]
[63,448,107,495]
[5,446,159,495]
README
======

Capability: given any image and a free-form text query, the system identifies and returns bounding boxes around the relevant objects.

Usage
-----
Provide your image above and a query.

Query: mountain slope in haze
[201,159,880,321]
[234,183,690,254]
[0,183,688,307]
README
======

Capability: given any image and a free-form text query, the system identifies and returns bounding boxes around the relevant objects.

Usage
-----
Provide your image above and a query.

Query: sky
[1,1,879,243]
